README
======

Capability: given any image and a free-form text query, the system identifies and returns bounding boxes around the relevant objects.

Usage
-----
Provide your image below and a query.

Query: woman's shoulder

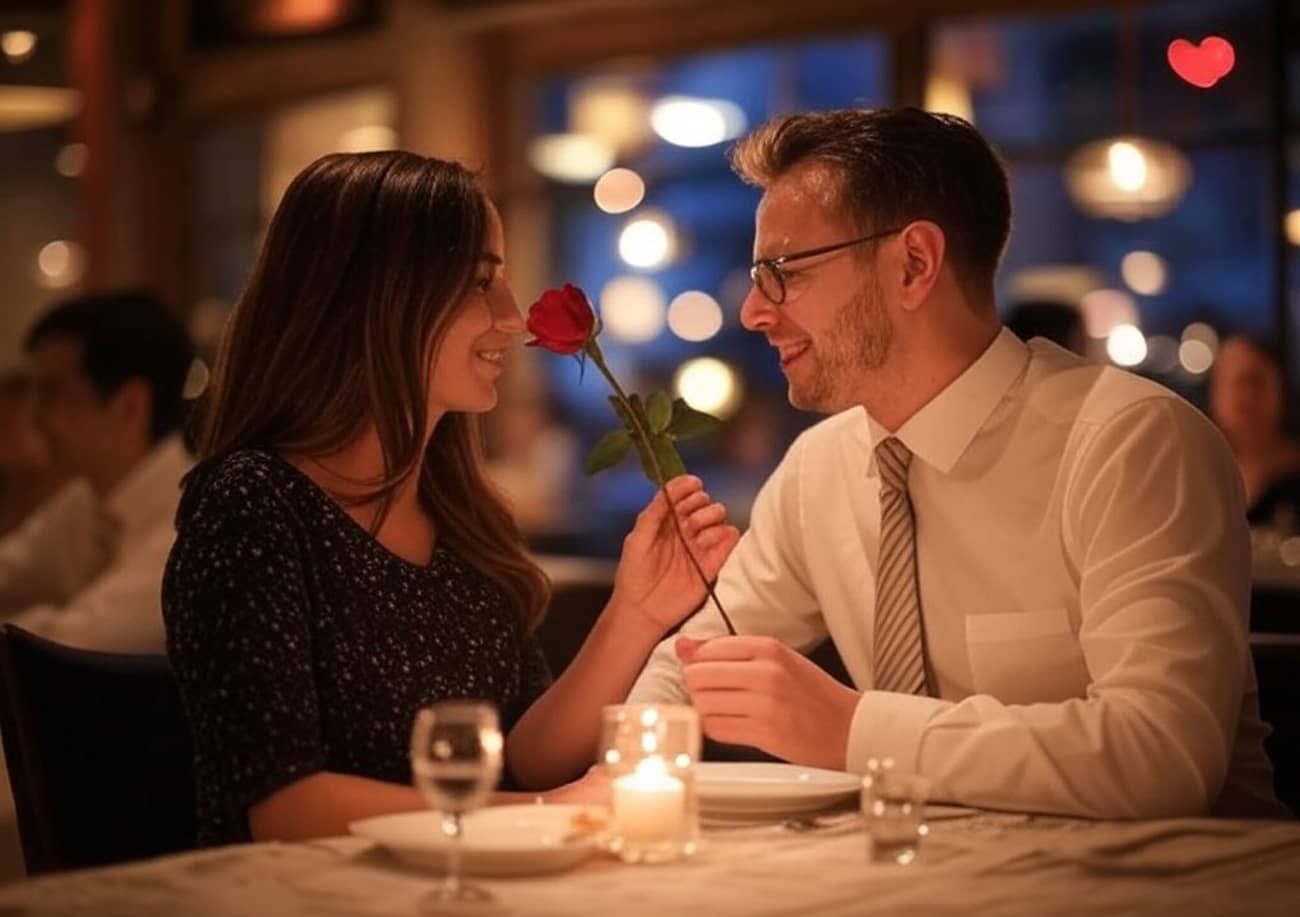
[176,449,302,528]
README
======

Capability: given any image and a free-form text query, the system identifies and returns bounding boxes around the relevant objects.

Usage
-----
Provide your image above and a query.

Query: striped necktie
[872,437,928,695]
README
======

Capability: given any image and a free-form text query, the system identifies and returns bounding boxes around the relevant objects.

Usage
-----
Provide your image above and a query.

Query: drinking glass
[410,701,503,909]
[861,757,931,865]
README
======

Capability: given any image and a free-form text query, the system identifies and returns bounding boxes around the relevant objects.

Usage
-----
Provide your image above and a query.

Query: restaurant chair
[0,625,196,874]
[1250,633,1300,816]
[537,578,616,676]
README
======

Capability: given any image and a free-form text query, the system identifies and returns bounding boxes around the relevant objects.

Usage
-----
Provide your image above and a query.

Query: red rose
[526,283,596,355]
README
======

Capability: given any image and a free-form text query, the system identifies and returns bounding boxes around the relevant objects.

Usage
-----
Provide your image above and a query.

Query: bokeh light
[667,291,724,342]
[528,133,614,183]
[1106,324,1147,367]
[674,356,742,419]
[618,210,677,269]
[650,96,746,148]
[593,168,645,214]
[599,276,666,343]
[1120,250,1167,296]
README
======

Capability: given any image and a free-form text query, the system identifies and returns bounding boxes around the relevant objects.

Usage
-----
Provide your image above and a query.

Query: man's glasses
[749,226,904,306]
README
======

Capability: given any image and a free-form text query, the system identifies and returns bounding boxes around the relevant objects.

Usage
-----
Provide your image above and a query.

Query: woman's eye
[476,275,494,292]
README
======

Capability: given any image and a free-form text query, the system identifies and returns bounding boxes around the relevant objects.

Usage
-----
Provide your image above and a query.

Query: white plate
[696,763,861,818]
[349,804,604,877]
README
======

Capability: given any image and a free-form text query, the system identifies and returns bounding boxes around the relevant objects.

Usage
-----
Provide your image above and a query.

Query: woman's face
[426,202,525,417]
[1209,338,1284,440]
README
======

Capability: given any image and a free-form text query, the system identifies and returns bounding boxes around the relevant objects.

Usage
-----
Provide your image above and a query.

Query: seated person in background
[1208,334,1300,530]
[1003,299,1087,356]
[0,292,194,651]
[629,107,1286,820]
[164,151,739,846]
[0,369,65,537]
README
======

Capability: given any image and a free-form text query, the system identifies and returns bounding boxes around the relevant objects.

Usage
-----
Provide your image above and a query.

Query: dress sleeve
[162,464,325,843]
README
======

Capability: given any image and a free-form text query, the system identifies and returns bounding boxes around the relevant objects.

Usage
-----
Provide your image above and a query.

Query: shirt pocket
[964,608,1091,705]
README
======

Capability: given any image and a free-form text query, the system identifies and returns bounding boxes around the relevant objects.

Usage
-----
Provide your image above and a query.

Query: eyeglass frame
[749,226,905,306]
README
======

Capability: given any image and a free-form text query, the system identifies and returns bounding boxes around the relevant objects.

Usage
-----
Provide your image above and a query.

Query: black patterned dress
[162,450,550,846]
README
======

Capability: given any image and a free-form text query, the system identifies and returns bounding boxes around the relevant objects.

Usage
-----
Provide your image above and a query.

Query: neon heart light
[1166,36,1235,89]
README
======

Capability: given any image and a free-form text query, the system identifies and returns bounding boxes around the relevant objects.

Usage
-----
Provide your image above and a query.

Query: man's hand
[677,635,860,771]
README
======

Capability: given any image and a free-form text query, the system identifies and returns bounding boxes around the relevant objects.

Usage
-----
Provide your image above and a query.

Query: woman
[1208,334,1300,528]
[163,151,739,846]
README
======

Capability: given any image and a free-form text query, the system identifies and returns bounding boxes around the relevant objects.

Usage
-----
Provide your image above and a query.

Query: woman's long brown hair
[191,151,549,634]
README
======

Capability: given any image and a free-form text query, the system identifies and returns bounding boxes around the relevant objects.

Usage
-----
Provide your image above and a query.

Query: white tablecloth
[1,812,1297,916]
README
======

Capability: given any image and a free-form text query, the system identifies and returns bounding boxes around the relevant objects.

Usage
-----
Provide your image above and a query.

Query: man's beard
[790,283,892,413]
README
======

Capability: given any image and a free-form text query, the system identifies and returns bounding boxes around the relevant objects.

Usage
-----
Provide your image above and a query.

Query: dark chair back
[536,578,616,677]
[1252,634,1300,816]
[0,625,195,874]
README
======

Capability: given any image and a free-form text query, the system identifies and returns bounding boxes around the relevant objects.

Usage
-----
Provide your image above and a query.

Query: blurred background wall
[0,0,1293,554]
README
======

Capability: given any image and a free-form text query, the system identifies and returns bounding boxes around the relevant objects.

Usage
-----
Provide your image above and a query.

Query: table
[1,811,1297,915]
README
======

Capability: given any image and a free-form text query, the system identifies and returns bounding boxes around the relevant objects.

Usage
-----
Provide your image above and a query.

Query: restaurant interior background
[0,0,1291,558]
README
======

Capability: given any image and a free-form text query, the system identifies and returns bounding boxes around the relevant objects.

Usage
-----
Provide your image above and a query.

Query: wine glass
[410,700,504,910]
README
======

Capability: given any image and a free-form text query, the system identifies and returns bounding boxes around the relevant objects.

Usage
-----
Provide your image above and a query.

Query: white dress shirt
[630,329,1285,819]
[0,435,191,652]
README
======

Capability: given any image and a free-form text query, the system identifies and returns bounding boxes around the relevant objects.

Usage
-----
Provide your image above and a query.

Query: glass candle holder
[599,704,700,864]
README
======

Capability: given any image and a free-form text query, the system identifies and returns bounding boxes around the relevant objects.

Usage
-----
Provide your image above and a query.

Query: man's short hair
[731,107,1012,297]
[25,290,195,442]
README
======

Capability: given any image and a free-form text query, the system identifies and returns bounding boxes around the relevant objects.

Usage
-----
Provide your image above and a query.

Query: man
[0,290,194,652]
[629,108,1283,819]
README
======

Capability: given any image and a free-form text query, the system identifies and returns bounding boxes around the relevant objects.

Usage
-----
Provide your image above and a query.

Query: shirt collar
[866,327,1029,476]
[104,434,193,542]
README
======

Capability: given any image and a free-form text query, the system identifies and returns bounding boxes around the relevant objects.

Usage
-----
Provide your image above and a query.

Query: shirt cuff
[845,690,950,774]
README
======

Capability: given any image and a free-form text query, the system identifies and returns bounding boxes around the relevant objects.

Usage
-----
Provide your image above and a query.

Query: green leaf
[668,398,723,441]
[585,429,633,476]
[646,390,673,434]
[650,434,688,482]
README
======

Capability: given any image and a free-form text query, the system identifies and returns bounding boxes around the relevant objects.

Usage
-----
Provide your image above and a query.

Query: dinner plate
[349,804,604,877]
[695,762,861,818]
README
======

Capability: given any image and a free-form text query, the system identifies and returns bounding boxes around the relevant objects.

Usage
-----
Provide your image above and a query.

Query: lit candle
[611,755,685,843]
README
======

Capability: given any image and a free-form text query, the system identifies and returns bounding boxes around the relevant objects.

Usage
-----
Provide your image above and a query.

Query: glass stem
[441,811,462,896]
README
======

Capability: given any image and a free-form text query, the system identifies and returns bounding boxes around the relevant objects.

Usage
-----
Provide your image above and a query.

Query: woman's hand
[541,766,611,806]
[609,475,740,635]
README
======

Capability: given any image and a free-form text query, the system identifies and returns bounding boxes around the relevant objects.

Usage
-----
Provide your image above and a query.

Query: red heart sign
[1167,36,1235,89]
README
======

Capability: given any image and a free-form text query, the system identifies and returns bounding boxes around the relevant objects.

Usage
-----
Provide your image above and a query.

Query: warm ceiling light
[528,132,614,183]
[618,210,677,270]
[1105,324,1147,367]
[593,168,645,214]
[1179,339,1215,374]
[674,357,742,419]
[1120,250,1167,296]
[1065,135,1191,221]
[650,96,746,148]
[571,78,652,158]
[599,276,666,343]
[35,240,85,289]
[2,30,37,64]
[54,142,87,178]
[0,86,81,132]
[667,290,724,342]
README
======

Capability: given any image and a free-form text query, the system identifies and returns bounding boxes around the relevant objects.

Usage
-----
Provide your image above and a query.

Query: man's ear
[896,221,946,314]
[107,378,154,441]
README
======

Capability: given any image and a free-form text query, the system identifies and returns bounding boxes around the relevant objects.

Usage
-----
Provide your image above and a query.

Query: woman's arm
[507,476,739,789]
[249,770,611,842]
[506,601,663,789]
